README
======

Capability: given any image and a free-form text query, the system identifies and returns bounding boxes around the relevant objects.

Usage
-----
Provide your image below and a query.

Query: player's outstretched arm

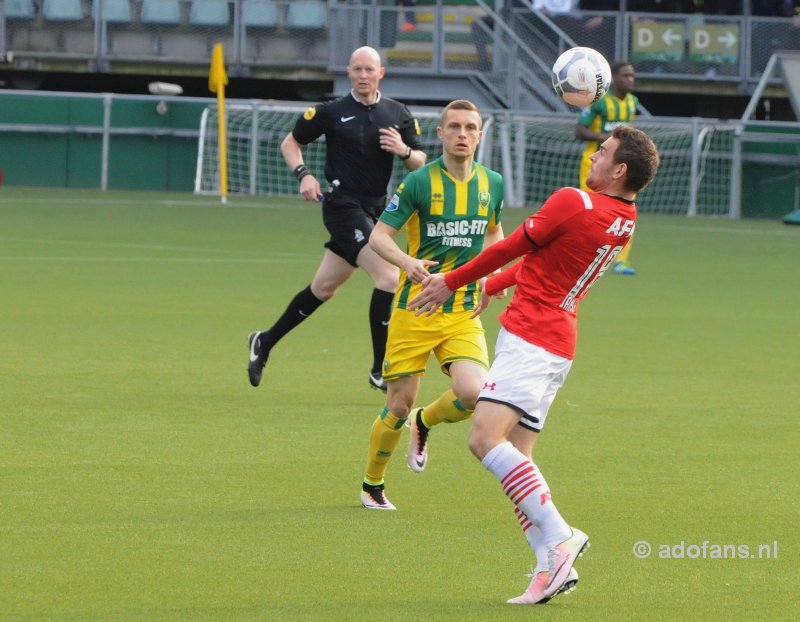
[469,279,492,319]
[369,221,437,283]
[410,224,531,315]
[483,223,507,300]
[409,273,451,316]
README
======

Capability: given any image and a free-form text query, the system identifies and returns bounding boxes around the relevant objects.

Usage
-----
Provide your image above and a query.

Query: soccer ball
[551,47,611,107]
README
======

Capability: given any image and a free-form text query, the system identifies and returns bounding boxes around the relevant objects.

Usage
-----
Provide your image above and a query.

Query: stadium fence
[196,101,750,217]
[0,89,795,218]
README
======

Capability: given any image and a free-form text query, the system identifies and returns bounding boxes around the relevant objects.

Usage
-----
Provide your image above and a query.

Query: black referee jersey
[291,91,422,199]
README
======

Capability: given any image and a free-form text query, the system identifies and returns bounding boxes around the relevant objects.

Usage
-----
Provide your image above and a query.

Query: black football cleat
[247,331,269,387]
[368,371,388,393]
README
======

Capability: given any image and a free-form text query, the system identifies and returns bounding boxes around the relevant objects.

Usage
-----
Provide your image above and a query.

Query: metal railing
[0,1,796,97]
[0,86,796,219]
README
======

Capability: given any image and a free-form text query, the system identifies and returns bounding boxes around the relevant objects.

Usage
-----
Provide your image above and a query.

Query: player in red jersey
[409,125,660,605]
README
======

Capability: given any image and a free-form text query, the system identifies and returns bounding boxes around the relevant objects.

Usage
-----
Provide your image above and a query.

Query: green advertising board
[632,21,685,62]
[689,24,739,64]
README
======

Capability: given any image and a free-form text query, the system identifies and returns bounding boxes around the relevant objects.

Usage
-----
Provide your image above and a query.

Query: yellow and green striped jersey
[578,91,638,154]
[380,156,504,313]
[577,91,638,189]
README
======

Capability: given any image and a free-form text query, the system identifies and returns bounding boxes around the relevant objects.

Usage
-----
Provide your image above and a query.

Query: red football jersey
[446,187,636,359]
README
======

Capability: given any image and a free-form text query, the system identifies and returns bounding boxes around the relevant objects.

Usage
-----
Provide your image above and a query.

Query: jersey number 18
[560,244,624,312]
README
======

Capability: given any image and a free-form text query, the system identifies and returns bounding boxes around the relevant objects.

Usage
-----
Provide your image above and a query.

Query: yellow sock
[420,389,473,428]
[617,238,633,264]
[364,406,406,484]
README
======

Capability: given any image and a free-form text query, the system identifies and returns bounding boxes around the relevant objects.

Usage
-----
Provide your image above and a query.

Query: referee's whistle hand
[299,175,322,202]
[378,127,402,154]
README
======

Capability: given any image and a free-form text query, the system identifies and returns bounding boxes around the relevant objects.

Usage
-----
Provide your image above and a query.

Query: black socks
[369,288,394,374]
[260,285,324,351]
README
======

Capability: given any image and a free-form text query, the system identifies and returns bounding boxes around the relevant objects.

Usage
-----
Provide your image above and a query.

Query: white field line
[0,256,319,265]
[0,236,267,255]
[642,222,800,238]
[2,196,295,210]
[6,196,799,235]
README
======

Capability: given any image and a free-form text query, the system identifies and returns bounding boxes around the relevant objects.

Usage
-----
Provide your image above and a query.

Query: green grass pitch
[1,187,798,621]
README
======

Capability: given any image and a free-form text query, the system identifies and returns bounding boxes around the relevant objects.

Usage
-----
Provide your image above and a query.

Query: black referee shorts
[321,194,385,267]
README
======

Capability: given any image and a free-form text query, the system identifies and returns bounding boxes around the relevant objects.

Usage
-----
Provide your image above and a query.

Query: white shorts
[478,327,573,432]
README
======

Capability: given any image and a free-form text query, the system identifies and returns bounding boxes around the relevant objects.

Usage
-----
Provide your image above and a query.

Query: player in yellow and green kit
[360,100,505,510]
[575,60,639,275]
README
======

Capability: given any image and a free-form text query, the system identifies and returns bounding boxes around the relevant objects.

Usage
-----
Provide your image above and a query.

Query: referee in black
[247,46,426,392]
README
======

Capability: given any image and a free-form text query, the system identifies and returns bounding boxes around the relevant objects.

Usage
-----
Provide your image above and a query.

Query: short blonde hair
[440,99,482,128]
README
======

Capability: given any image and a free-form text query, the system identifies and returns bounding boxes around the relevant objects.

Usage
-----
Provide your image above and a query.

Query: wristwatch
[399,146,412,161]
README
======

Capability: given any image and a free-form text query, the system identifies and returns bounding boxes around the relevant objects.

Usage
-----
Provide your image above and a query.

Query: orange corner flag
[209,43,228,94]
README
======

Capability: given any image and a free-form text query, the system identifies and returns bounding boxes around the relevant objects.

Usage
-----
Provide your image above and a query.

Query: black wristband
[293,164,309,182]
[399,146,412,161]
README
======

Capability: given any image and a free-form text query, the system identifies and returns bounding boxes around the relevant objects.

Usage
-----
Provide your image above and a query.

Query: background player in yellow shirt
[360,100,505,510]
[575,61,639,275]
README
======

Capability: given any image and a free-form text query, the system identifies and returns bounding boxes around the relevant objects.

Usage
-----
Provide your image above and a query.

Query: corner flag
[209,43,229,203]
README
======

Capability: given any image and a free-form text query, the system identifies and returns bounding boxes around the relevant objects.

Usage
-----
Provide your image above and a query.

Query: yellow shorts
[382,307,489,380]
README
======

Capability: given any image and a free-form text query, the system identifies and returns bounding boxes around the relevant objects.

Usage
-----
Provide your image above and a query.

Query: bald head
[349,46,382,68]
[347,46,385,105]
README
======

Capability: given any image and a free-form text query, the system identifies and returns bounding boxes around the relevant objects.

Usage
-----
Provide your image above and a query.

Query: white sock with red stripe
[514,508,551,572]
[483,441,571,549]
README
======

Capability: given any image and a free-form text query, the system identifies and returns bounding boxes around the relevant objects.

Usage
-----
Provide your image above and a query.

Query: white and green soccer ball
[551,46,611,107]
